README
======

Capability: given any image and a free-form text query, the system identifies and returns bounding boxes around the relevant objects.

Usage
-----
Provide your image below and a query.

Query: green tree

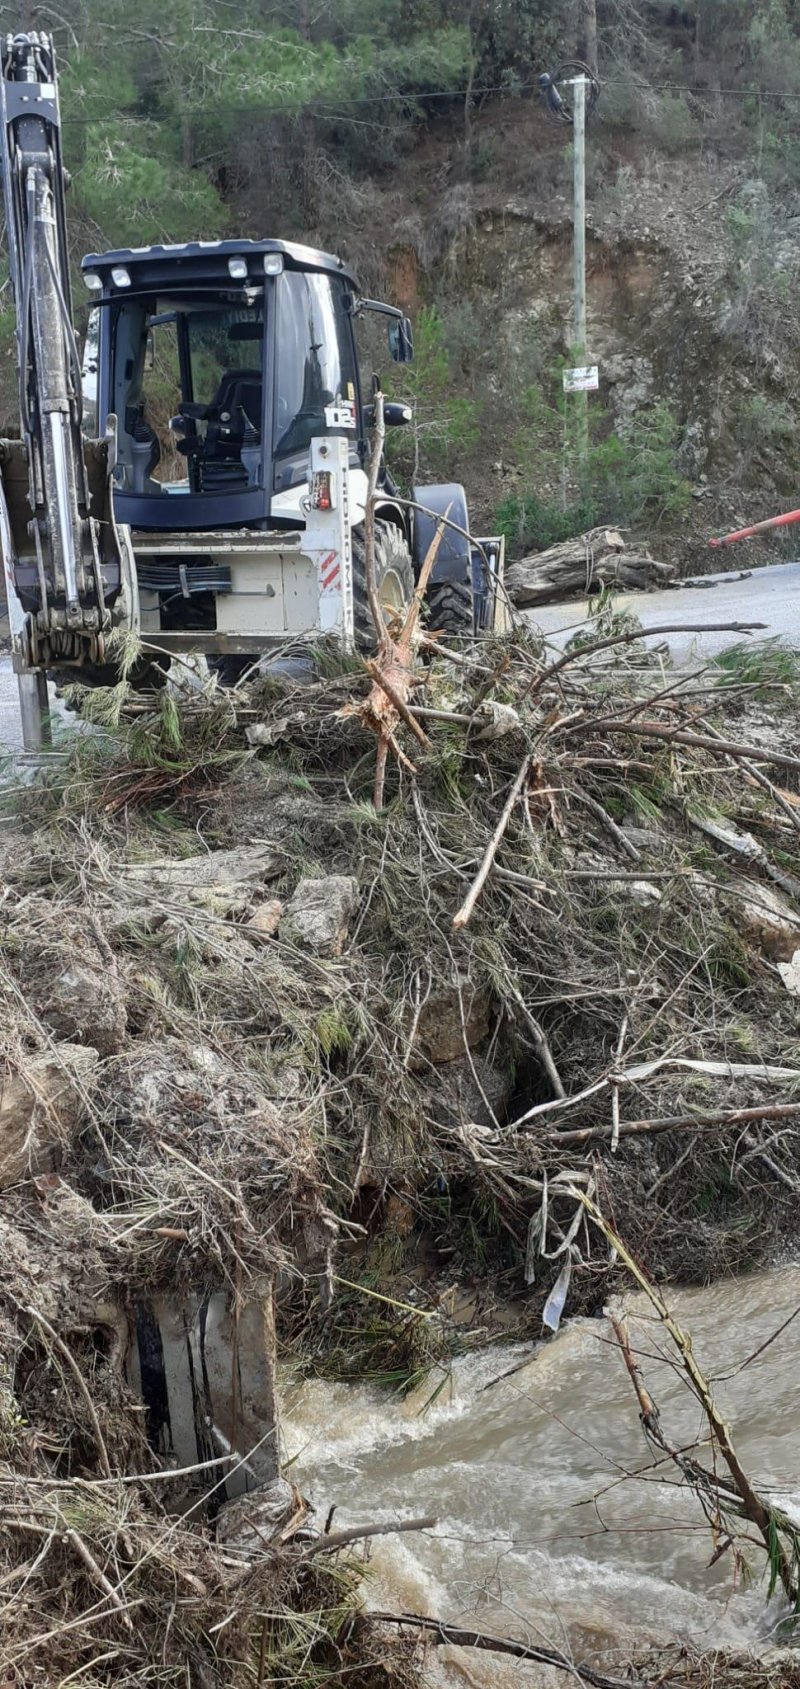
[385,305,478,481]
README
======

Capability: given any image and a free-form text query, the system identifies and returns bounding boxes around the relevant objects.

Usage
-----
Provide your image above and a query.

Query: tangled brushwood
[2,614,800,1683]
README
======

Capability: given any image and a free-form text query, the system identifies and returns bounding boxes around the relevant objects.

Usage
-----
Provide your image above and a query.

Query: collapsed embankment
[2,621,800,1685]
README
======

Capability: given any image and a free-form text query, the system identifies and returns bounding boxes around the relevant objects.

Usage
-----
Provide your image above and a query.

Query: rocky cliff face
[305,97,800,568]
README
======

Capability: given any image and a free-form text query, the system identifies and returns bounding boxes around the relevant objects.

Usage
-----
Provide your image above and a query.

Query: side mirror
[384,401,412,427]
[363,400,413,429]
[388,316,414,363]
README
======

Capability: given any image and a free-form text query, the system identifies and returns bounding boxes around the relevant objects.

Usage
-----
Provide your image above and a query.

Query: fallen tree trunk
[505,527,675,608]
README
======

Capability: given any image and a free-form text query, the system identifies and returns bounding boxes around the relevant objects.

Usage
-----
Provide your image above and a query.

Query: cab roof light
[228,256,248,280]
[110,266,131,288]
[264,253,284,275]
[83,271,102,293]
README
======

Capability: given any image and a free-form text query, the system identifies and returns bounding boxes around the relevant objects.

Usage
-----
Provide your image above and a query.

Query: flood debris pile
[2,616,800,1684]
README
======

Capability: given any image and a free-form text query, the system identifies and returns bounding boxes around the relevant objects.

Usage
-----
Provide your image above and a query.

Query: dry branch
[303,1515,437,1557]
[549,1101,800,1145]
[526,620,767,701]
[370,1610,642,1689]
[453,753,533,929]
[561,714,800,772]
[575,1192,800,1604]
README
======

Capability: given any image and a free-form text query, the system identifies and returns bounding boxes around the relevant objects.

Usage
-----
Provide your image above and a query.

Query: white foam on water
[281,1267,800,1682]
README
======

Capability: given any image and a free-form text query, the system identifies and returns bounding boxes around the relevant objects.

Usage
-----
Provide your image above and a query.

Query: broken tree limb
[303,1515,437,1558]
[452,753,533,930]
[505,977,566,1098]
[344,501,447,806]
[64,1529,133,1629]
[569,790,641,862]
[559,715,800,773]
[547,1100,800,1145]
[571,1191,800,1604]
[364,659,431,748]
[369,1611,642,1689]
[525,621,767,702]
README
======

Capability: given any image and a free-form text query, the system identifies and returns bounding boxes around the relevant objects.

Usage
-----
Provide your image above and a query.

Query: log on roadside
[505,527,675,607]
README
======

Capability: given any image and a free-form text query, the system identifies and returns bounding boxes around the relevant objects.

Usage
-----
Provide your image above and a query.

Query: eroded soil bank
[2,625,800,1686]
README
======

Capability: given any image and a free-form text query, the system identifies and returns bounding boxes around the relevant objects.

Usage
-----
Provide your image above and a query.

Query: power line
[55,77,800,127]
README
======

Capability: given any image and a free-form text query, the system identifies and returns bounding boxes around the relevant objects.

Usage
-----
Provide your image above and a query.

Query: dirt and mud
[2,620,800,1686]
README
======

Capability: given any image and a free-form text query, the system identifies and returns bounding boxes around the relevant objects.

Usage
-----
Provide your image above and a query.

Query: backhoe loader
[0,30,505,752]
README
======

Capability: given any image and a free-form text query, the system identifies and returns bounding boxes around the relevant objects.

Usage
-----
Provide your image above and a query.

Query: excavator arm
[0,31,134,731]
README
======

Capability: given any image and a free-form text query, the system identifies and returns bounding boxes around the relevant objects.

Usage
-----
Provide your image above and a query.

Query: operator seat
[175,368,263,491]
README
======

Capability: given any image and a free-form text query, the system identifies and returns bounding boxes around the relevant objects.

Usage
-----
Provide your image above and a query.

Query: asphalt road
[1,559,798,754]
[523,559,800,661]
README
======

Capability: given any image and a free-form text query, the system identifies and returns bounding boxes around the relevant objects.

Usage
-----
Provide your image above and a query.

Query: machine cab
[81,238,412,534]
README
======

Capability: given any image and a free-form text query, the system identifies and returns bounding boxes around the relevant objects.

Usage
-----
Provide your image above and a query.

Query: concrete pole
[572,74,589,489]
[17,669,52,752]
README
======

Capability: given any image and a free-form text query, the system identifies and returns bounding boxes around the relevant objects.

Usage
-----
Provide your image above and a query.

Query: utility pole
[571,73,589,488]
[537,63,599,496]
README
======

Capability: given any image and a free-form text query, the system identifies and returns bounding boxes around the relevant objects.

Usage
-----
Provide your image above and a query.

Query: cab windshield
[273,270,357,465]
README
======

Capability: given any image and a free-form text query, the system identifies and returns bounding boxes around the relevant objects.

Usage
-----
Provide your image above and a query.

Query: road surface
[1,560,798,754]
[523,559,800,661]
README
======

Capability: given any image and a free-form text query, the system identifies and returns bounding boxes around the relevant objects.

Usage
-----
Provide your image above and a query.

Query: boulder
[0,1043,98,1189]
[424,1051,512,1128]
[777,950,800,996]
[281,875,359,958]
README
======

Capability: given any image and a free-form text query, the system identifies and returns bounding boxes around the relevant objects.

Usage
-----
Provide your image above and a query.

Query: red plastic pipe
[710,507,800,546]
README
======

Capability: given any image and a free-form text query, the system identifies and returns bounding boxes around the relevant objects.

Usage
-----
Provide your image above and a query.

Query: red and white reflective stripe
[320,550,340,592]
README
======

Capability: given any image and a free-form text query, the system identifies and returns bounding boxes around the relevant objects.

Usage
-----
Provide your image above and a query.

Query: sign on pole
[562,364,599,393]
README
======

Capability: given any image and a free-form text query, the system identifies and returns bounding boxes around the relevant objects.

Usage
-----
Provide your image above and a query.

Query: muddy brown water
[282,1267,800,1685]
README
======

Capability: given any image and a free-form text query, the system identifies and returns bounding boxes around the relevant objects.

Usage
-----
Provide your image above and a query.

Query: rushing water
[282,1266,800,1685]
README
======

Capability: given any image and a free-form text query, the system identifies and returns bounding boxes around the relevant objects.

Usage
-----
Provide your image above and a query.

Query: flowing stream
[282,1266,800,1685]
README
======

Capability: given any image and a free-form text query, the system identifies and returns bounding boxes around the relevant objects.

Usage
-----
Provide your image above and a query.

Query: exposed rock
[116,843,282,926]
[677,419,709,481]
[425,1051,512,1127]
[777,950,800,995]
[620,824,668,854]
[247,897,284,937]
[617,879,663,907]
[0,1043,98,1189]
[407,975,493,1069]
[32,960,127,1056]
[732,880,800,961]
[729,878,800,959]
[281,875,359,958]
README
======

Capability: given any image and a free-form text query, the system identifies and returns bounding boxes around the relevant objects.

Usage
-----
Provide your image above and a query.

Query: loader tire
[352,521,415,651]
[426,579,474,639]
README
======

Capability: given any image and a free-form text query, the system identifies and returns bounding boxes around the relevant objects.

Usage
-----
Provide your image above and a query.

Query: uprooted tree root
[3,619,800,1680]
